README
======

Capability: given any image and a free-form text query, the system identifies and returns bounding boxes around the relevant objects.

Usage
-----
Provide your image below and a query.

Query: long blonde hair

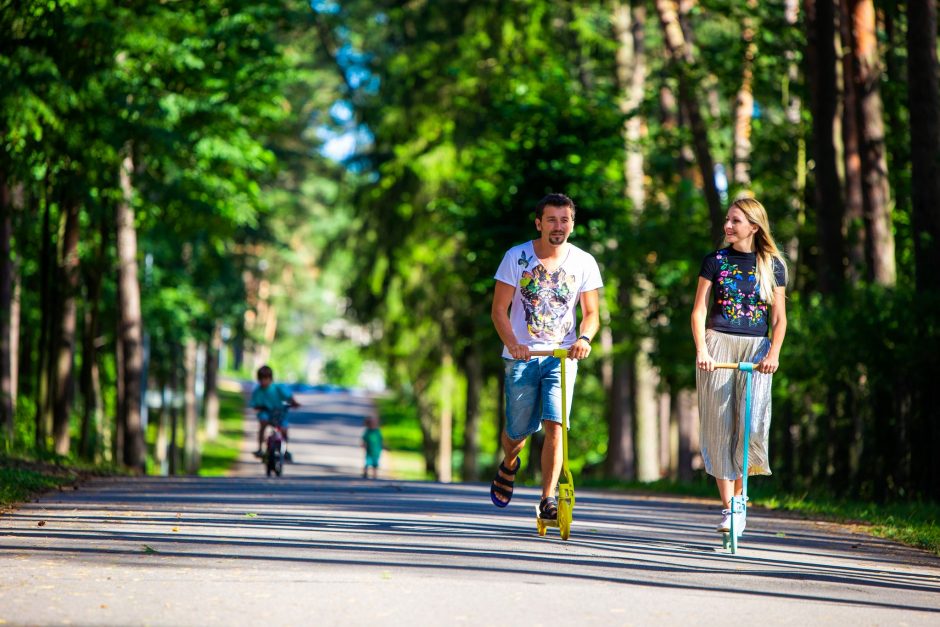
[727,197,788,305]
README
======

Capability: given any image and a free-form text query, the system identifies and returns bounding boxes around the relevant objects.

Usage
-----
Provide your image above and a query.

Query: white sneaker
[717,509,732,532]
[734,511,747,533]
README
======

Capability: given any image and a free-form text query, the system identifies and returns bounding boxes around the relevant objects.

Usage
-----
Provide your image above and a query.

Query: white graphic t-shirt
[494,241,604,358]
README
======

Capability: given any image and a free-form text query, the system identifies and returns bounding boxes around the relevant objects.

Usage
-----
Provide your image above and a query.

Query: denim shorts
[503,356,578,441]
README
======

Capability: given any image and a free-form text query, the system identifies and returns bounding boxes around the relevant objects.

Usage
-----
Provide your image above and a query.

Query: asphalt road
[1,391,938,626]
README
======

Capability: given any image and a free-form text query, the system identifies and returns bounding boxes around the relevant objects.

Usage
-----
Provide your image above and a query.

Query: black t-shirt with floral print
[699,248,786,337]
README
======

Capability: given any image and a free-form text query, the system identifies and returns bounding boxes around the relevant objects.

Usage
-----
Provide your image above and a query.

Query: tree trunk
[116,147,145,470]
[805,0,846,293]
[437,351,453,483]
[79,216,107,460]
[907,0,940,499]
[610,0,654,482]
[849,0,895,286]
[676,389,698,481]
[9,255,19,417]
[184,337,199,474]
[414,370,437,477]
[635,330,660,481]
[113,311,124,464]
[907,0,940,294]
[203,324,221,440]
[169,355,179,475]
[614,0,647,213]
[0,176,14,443]
[656,0,724,244]
[607,352,635,480]
[838,0,866,281]
[35,188,55,451]
[52,197,80,455]
[732,0,758,188]
[460,345,482,482]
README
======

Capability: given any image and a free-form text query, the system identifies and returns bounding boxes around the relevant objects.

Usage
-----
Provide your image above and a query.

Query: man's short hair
[535,193,576,220]
[257,365,273,380]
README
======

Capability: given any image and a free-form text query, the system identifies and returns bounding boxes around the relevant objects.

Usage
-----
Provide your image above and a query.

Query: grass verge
[376,396,432,481]
[199,390,246,476]
[0,456,121,510]
[583,476,940,556]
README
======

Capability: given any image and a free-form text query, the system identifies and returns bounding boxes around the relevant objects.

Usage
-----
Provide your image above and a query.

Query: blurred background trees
[2,0,937,501]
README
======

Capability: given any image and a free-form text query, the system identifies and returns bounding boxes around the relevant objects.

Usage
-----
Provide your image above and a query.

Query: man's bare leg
[540,421,563,499]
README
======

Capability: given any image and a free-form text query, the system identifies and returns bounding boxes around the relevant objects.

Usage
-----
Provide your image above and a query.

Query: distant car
[313,383,348,393]
[288,383,317,393]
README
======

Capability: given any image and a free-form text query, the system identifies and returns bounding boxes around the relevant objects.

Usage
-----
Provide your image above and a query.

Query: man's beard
[548,231,566,245]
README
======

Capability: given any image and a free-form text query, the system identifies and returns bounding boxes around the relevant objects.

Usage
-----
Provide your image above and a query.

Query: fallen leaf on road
[142,545,159,554]
[381,571,392,580]
[775,532,786,537]
[37,521,45,527]
[245,513,257,518]
[100,605,107,609]
[172,527,179,532]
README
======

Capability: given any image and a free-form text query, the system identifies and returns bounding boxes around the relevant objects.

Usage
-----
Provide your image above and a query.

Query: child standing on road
[362,413,383,479]
[250,365,300,461]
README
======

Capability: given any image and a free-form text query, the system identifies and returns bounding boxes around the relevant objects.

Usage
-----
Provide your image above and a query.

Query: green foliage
[323,350,364,387]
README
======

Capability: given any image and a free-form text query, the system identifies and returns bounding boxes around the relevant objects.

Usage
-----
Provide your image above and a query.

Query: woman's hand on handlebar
[696,350,716,372]
[755,355,779,374]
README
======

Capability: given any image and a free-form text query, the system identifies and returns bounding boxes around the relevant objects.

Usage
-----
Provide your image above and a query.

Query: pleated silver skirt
[696,329,773,480]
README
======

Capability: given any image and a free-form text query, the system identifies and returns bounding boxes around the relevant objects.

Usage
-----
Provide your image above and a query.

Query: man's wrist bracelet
[578,335,592,344]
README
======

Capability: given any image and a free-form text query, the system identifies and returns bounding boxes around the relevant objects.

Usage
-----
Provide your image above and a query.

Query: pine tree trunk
[203,324,221,440]
[0,177,14,443]
[52,197,80,456]
[609,0,650,482]
[907,0,940,293]
[79,212,105,460]
[607,351,636,479]
[849,0,895,285]
[184,337,199,474]
[907,0,940,500]
[437,351,453,483]
[655,0,724,244]
[35,190,55,451]
[460,345,482,482]
[676,389,698,481]
[805,0,846,293]
[838,0,866,280]
[116,147,145,469]
[732,0,758,188]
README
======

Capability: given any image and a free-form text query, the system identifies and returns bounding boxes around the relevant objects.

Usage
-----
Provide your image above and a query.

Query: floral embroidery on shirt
[715,249,767,327]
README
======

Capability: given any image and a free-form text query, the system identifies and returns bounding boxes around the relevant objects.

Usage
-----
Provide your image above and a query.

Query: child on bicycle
[250,365,300,461]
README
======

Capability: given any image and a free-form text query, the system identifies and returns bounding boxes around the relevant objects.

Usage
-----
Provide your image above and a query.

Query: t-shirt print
[715,251,765,328]
[699,247,785,338]
[494,241,604,357]
[519,264,577,342]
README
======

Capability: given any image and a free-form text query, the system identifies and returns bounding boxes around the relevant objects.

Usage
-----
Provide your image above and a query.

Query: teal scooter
[715,361,755,554]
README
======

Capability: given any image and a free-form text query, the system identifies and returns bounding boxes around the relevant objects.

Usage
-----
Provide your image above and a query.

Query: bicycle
[262,406,291,477]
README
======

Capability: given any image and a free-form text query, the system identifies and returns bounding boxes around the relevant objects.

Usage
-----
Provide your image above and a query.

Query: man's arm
[571,288,600,360]
[491,281,529,360]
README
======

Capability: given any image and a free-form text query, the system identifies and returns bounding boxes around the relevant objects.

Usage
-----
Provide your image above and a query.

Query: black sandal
[539,497,558,520]
[489,458,521,508]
